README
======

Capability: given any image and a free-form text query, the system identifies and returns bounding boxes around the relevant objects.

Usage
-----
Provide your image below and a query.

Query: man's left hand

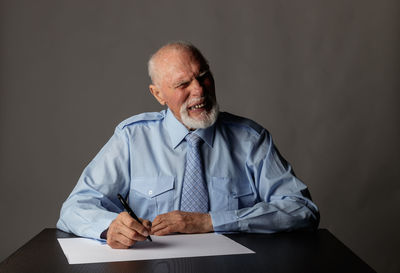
[150,210,213,236]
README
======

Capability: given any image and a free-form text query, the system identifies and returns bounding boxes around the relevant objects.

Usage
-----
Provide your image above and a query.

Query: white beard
[180,97,219,129]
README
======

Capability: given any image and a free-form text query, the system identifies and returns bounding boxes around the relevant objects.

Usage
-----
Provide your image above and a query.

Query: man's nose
[190,79,204,96]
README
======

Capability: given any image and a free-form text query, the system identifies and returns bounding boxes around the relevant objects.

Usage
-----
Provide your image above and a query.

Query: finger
[152,225,173,236]
[151,223,167,235]
[107,229,135,249]
[150,217,166,233]
[151,219,177,235]
[141,219,152,230]
[152,211,174,227]
[120,214,150,237]
[108,224,138,247]
[151,214,163,227]
[117,223,148,242]
[110,213,148,241]
[114,232,137,247]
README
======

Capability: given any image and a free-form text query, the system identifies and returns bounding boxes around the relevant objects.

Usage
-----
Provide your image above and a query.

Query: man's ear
[149,84,166,105]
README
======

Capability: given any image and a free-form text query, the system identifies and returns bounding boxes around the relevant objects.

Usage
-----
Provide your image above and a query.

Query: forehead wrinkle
[159,51,202,87]
[170,66,202,88]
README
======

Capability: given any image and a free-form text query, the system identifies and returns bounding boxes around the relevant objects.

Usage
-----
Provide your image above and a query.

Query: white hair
[147,41,209,86]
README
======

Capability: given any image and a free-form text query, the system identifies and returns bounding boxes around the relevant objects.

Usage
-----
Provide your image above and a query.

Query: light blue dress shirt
[57,109,319,239]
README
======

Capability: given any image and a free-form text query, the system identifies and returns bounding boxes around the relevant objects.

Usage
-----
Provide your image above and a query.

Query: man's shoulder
[117,110,166,130]
[218,112,265,136]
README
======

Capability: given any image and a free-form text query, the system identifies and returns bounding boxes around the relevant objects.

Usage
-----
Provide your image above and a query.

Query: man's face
[150,50,218,129]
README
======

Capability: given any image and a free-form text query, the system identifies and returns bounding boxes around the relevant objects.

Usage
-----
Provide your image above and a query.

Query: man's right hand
[106,212,151,249]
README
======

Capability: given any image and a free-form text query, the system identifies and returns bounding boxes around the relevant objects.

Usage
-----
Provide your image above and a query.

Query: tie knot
[185,133,202,147]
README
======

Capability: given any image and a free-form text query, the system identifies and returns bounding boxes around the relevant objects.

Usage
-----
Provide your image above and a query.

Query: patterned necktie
[180,133,209,213]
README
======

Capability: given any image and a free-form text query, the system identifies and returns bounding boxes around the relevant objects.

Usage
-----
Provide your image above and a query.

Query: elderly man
[57,41,319,249]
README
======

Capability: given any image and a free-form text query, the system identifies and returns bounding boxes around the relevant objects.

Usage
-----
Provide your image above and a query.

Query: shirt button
[148,190,153,195]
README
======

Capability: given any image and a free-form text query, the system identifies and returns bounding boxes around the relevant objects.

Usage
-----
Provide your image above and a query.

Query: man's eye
[177,82,190,89]
[198,71,210,82]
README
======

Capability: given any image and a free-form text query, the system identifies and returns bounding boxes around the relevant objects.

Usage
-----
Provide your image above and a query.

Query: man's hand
[151,210,213,236]
[106,212,151,249]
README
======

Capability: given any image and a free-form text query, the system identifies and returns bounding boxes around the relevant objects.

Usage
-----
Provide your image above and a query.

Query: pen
[117,193,152,242]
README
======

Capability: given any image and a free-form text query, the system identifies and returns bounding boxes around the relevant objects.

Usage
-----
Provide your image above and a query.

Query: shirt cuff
[209,210,239,232]
[90,213,118,240]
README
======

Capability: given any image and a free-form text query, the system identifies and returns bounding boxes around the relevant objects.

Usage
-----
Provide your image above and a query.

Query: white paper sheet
[57,233,255,264]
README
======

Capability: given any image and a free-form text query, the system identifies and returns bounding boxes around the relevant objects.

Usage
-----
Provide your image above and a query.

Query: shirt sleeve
[56,127,130,240]
[209,129,320,233]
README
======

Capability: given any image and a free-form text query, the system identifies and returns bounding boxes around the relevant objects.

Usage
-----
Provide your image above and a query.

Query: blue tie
[180,133,209,213]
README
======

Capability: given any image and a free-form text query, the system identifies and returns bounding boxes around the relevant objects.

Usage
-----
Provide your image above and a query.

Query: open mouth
[188,102,206,111]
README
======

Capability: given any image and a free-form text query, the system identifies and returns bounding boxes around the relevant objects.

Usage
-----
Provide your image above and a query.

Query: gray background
[1,0,399,272]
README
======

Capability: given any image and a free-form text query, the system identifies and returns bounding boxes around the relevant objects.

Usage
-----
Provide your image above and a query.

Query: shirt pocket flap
[211,177,253,198]
[132,176,174,198]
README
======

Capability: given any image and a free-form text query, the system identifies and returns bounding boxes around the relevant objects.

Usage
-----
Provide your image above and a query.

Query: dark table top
[0,228,376,273]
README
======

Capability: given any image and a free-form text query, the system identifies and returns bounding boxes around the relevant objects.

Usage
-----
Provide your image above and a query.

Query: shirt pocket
[129,176,175,221]
[209,177,255,211]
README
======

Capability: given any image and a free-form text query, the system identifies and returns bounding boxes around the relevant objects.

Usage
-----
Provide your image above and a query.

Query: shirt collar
[164,108,216,149]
